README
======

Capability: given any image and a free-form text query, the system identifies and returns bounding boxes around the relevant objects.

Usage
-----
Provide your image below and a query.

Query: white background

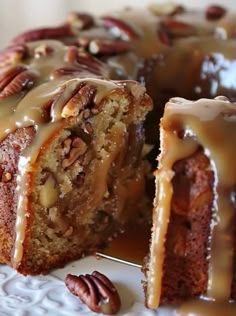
[0,0,235,48]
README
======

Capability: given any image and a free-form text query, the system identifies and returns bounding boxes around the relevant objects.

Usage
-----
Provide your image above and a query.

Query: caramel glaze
[147,96,236,315]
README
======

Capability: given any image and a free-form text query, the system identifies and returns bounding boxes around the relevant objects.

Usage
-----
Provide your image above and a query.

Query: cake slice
[145,96,236,308]
[6,5,236,148]
[0,40,152,275]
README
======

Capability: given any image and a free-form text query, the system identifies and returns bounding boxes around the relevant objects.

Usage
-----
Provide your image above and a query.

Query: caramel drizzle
[148,96,236,310]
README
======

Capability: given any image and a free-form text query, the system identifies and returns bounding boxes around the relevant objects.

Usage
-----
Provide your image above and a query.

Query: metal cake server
[96,224,151,269]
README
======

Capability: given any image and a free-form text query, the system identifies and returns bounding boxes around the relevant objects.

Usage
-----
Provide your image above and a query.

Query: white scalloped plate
[0,256,174,316]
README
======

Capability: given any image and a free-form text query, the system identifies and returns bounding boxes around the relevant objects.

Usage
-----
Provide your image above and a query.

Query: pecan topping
[0,66,36,100]
[62,136,87,169]
[149,3,185,16]
[158,29,172,46]
[206,5,227,21]
[0,44,28,67]
[160,19,196,40]
[10,24,73,45]
[77,37,91,49]
[89,39,130,55]
[51,66,84,78]
[65,271,121,314]
[61,84,96,118]
[63,47,108,76]
[101,16,139,40]
[67,12,94,30]
[76,51,108,75]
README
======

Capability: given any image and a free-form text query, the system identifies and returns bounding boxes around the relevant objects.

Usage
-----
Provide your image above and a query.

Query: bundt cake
[1,2,236,314]
[145,96,236,314]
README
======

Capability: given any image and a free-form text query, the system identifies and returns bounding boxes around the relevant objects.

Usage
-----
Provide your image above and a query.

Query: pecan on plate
[65,271,121,314]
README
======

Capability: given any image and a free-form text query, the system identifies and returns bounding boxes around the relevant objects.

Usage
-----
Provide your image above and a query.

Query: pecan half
[67,12,94,30]
[65,271,121,314]
[34,44,54,58]
[64,47,108,76]
[158,29,172,46]
[88,39,130,55]
[206,5,226,21]
[10,24,73,45]
[40,171,59,208]
[61,84,96,118]
[0,66,36,100]
[101,16,139,40]
[0,44,28,67]
[62,137,87,168]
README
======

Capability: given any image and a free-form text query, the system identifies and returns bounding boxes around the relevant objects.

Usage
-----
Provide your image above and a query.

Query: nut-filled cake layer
[0,39,152,275]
